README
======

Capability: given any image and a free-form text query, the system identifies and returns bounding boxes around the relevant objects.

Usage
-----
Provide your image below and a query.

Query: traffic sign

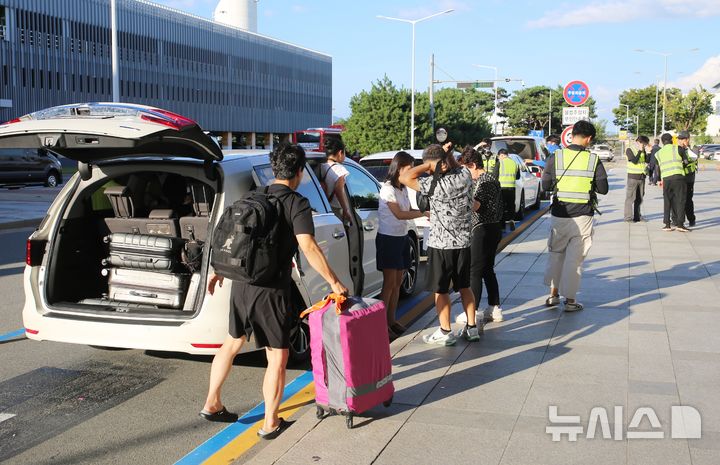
[562,106,590,125]
[528,130,544,138]
[563,80,590,106]
[561,126,573,146]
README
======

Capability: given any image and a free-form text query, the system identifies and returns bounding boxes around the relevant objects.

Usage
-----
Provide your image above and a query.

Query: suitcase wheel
[383,396,393,408]
[316,406,325,419]
[346,413,353,429]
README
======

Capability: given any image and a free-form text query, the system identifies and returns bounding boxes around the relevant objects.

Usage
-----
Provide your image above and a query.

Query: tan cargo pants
[544,215,594,300]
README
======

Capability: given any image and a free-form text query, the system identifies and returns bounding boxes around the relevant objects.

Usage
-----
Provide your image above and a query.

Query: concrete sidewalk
[242,163,720,465]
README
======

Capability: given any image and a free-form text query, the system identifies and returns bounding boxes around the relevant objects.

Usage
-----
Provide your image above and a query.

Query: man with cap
[655,133,689,232]
[677,131,698,226]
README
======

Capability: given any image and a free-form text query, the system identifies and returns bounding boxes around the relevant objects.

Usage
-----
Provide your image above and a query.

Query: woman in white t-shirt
[378,151,427,339]
[319,138,353,227]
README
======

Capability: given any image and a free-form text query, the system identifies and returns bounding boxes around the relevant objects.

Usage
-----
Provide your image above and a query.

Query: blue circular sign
[563,81,590,106]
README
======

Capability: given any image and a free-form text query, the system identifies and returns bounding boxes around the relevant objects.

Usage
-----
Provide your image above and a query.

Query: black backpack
[210,187,284,285]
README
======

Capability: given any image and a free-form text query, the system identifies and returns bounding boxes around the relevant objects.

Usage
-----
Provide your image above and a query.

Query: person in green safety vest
[497,149,519,231]
[655,133,689,232]
[624,135,650,222]
[678,131,698,226]
[541,120,608,312]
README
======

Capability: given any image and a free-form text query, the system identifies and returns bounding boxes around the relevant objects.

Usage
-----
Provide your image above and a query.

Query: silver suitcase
[104,268,189,308]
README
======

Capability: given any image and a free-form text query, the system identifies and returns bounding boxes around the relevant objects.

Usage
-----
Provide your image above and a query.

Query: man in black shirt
[648,138,661,185]
[201,144,348,440]
[541,121,608,312]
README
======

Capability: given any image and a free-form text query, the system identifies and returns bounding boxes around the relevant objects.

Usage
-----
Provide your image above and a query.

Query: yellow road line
[203,383,317,464]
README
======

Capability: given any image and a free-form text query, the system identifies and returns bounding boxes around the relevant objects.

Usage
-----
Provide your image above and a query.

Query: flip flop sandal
[199,406,239,423]
[257,418,290,440]
[564,302,584,312]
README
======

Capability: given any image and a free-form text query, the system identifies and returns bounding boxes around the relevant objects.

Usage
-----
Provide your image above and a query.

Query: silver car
[0,102,419,357]
[591,144,614,162]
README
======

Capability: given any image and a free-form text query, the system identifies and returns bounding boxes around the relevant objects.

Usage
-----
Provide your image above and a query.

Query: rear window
[492,139,536,160]
[295,131,320,144]
[595,145,611,151]
[360,158,423,182]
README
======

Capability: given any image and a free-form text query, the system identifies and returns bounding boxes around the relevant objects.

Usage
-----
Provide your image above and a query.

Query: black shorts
[229,281,293,349]
[426,247,471,294]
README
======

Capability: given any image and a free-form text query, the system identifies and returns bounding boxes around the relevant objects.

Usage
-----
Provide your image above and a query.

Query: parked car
[507,154,542,219]
[487,136,550,162]
[699,144,720,160]
[0,147,63,187]
[359,148,459,253]
[590,144,614,162]
[0,102,419,357]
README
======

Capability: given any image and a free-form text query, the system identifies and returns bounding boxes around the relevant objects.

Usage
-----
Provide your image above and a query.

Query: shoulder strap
[320,163,336,202]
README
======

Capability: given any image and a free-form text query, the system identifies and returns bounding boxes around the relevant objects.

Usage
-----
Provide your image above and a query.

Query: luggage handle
[130,290,159,299]
[299,293,347,318]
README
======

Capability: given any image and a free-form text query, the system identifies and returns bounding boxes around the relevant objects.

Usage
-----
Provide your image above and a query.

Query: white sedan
[507,154,543,219]
[591,144,614,162]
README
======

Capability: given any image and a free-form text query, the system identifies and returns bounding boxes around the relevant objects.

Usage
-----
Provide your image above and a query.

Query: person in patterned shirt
[457,146,505,324]
[399,144,479,346]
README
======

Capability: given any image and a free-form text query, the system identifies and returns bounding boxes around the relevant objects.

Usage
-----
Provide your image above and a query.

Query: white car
[591,144,614,162]
[507,154,543,219]
[1,103,419,357]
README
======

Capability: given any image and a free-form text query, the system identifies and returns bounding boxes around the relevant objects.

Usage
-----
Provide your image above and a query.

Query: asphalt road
[0,227,429,465]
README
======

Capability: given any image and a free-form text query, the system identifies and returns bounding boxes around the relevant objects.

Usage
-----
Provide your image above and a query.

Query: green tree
[593,119,610,142]
[342,76,411,155]
[612,86,681,136]
[414,87,493,147]
[504,85,596,136]
[666,87,714,134]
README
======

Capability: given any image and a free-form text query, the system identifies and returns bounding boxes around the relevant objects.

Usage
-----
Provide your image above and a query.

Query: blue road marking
[174,370,314,465]
[0,329,26,342]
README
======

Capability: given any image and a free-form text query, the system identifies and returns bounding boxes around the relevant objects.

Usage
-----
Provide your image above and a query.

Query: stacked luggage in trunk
[94,180,213,310]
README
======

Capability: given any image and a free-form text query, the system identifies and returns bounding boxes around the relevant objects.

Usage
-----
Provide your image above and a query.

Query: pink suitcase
[302,294,394,428]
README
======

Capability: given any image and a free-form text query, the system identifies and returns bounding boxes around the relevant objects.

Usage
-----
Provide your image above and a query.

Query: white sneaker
[423,327,457,346]
[457,325,481,342]
[487,305,504,322]
[455,311,481,325]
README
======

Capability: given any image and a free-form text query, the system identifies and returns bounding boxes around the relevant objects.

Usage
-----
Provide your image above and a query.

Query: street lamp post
[473,64,498,134]
[634,48,699,133]
[378,9,454,150]
[620,103,630,129]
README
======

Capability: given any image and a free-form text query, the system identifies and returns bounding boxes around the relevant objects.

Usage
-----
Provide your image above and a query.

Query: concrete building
[705,82,720,138]
[0,0,332,149]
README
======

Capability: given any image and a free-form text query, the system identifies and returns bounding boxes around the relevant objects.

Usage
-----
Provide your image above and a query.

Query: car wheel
[45,170,59,188]
[515,191,525,221]
[400,236,418,298]
[289,318,310,363]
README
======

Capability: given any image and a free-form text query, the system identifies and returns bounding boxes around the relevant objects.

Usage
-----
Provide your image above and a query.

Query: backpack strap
[320,163,336,202]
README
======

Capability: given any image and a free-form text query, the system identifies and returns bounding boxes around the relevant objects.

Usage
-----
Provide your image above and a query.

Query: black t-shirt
[267,184,315,287]
[541,145,609,218]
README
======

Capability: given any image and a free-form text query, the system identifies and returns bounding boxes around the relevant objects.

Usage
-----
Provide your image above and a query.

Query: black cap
[678,130,690,139]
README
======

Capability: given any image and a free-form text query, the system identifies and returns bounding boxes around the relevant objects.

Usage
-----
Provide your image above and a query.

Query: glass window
[344,165,380,210]
[253,164,328,214]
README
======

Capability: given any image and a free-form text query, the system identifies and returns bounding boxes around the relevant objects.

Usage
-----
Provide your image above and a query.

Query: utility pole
[548,89,552,136]
[111,0,119,102]
[654,76,659,138]
[429,53,435,135]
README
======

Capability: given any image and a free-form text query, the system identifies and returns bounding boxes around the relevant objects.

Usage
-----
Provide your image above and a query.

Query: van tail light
[141,108,196,130]
[26,240,47,266]
[191,343,223,349]
[25,328,39,335]
[536,150,541,161]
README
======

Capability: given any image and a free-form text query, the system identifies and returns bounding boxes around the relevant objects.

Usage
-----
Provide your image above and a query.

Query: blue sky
[154,0,719,130]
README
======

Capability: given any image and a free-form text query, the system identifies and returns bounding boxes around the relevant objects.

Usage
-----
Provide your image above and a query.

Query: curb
[0,218,42,231]
[497,204,550,252]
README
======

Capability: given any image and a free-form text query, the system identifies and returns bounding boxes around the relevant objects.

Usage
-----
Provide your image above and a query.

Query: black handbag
[416,161,444,212]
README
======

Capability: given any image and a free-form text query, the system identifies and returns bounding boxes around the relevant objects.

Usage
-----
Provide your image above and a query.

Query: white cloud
[528,0,720,28]
[670,55,720,91]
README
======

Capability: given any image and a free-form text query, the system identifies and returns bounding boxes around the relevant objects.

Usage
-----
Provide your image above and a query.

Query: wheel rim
[402,242,417,294]
[47,175,57,187]
[291,322,309,355]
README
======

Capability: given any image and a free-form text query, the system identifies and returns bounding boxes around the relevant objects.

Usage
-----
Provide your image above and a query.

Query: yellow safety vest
[485,156,498,173]
[627,149,646,176]
[554,149,599,204]
[498,157,517,188]
[684,149,698,175]
[655,145,684,180]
